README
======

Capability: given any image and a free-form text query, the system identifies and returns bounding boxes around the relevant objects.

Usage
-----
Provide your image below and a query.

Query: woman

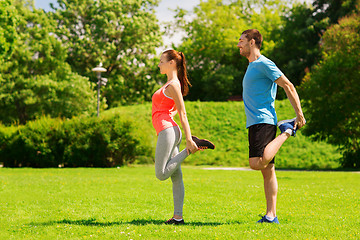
[152,49,215,225]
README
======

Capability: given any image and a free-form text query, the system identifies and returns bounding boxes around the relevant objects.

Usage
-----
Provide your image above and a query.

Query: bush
[0,114,152,168]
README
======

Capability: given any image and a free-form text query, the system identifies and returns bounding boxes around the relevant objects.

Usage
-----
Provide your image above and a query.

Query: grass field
[1,166,359,239]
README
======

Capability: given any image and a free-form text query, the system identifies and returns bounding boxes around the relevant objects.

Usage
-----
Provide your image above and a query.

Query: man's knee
[249,160,262,170]
[249,157,267,170]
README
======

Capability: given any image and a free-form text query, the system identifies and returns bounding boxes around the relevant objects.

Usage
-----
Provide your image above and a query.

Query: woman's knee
[155,171,168,181]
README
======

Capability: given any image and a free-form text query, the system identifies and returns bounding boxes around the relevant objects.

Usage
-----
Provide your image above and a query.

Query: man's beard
[239,46,250,58]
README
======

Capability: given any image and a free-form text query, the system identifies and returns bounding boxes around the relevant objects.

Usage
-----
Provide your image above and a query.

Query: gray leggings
[155,126,189,216]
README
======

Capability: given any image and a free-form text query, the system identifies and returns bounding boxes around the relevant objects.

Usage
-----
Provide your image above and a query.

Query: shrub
[0,114,152,167]
[62,115,149,167]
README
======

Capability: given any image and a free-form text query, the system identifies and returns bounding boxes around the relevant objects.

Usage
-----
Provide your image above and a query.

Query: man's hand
[295,115,306,130]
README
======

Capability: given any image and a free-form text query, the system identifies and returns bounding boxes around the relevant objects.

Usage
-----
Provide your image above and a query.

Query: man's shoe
[257,215,280,224]
[277,118,297,136]
[192,136,215,150]
[164,218,185,225]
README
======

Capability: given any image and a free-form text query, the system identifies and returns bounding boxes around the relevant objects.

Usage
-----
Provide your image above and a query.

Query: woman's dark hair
[163,49,191,96]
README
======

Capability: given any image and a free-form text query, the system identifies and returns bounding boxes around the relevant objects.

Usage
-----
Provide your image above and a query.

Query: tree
[300,10,360,168]
[268,0,359,97]
[0,0,96,125]
[312,0,359,24]
[50,0,162,107]
[268,3,319,98]
[171,0,288,101]
[0,0,17,61]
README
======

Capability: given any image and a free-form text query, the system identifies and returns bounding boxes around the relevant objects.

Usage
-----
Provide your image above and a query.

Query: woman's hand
[186,139,199,155]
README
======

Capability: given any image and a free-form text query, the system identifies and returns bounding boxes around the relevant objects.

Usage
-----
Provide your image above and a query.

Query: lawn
[0,166,359,239]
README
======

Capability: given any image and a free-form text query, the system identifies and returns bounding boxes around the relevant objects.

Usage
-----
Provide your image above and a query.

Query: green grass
[1,167,359,239]
[106,100,342,169]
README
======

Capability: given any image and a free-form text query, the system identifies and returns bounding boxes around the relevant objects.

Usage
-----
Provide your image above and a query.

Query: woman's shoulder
[166,80,181,89]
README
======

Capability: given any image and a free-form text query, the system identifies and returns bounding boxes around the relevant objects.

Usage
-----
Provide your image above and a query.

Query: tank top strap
[162,80,181,99]
[163,80,181,92]
[163,80,180,89]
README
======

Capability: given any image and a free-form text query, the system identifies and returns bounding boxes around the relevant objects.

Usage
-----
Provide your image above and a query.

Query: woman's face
[158,54,172,74]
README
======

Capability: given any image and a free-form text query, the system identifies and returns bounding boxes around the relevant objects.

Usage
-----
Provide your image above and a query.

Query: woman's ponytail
[178,51,191,96]
[163,49,191,96]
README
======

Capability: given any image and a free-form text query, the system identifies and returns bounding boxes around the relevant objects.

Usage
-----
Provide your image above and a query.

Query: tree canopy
[300,9,360,168]
[0,0,17,61]
[0,0,162,124]
[268,0,359,97]
[50,0,162,107]
[0,0,96,125]
[172,0,289,101]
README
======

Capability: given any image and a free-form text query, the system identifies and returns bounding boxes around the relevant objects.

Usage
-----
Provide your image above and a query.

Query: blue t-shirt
[242,55,283,128]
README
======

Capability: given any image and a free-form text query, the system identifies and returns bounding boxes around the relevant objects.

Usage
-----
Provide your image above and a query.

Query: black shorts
[248,123,277,164]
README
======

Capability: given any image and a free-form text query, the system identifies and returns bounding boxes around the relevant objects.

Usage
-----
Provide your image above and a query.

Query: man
[237,29,306,224]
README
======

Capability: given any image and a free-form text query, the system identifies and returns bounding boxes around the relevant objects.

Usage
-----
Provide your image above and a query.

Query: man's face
[237,34,251,58]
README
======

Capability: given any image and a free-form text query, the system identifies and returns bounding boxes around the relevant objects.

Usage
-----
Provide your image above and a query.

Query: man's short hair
[242,29,263,49]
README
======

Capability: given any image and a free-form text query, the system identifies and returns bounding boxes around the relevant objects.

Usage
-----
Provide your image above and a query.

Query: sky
[34,0,200,47]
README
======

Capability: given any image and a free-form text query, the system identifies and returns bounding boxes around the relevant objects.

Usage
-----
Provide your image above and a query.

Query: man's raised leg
[249,132,290,170]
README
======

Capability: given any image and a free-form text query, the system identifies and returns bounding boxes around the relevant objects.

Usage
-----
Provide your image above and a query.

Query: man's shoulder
[257,55,276,65]
[254,55,280,72]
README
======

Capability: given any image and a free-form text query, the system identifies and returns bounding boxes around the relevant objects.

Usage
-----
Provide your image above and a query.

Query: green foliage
[50,0,162,107]
[312,0,359,24]
[0,114,153,167]
[0,65,97,124]
[0,167,359,239]
[300,11,360,168]
[0,0,17,61]
[171,0,287,101]
[0,1,97,125]
[107,101,341,169]
[268,0,359,94]
[176,0,287,100]
[268,3,319,95]
[0,101,341,169]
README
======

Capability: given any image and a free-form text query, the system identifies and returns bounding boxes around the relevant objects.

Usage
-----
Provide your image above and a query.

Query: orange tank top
[152,81,178,135]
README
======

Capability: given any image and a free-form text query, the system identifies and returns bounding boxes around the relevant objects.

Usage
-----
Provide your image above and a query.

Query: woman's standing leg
[155,126,186,220]
[171,145,185,218]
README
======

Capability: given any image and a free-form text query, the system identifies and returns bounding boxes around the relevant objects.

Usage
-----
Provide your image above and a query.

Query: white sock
[173,218,183,221]
[265,215,275,221]
[285,128,293,135]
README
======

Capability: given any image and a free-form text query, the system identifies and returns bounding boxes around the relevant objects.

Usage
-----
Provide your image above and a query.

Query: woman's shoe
[164,218,185,225]
[192,136,215,150]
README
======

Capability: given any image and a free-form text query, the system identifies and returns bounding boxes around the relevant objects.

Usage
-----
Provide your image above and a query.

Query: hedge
[0,114,153,167]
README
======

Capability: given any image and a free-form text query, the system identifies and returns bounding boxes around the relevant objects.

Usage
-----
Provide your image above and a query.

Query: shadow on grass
[30,218,238,227]
[30,218,122,227]
[128,219,226,226]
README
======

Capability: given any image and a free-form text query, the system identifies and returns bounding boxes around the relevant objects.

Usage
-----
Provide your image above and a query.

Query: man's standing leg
[248,124,281,223]
[261,164,278,218]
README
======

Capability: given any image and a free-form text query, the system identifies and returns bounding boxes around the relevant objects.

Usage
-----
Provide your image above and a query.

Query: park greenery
[0,0,17,61]
[0,0,359,168]
[0,101,341,169]
[300,11,360,168]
